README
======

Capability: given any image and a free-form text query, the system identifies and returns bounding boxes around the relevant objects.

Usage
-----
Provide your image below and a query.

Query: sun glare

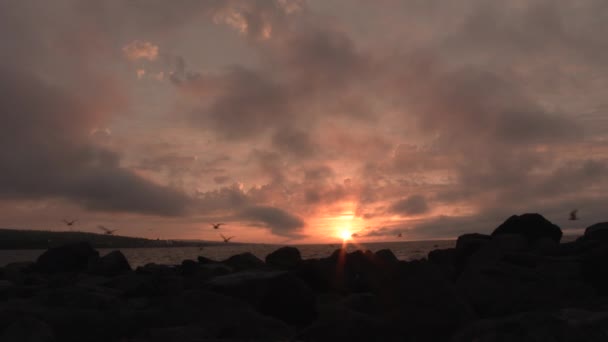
[339,229,352,241]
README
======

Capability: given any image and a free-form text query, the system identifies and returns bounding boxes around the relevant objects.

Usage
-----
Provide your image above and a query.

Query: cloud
[239,205,305,237]
[389,195,430,216]
[122,40,159,61]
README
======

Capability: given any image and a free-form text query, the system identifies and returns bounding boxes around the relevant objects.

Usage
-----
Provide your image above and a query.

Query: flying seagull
[62,219,78,226]
[397,233,403,238]
[569,210,579,221]
[220,233,234,243]
[211,223,225,230]
[98,225,118,235]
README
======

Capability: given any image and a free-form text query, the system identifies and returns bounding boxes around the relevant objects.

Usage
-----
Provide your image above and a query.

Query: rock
[87,250,131,276]
[297,309,392,342]
[107,272,183,297]
[35,242,99,274]
[582,244,608,295]
[3,262,35,285]
[136,263,176,276]
[491,213,562,243]
[1,315,54,342]
[265,246,302,269]
[457,236,595,317]
[222,252,264,271]
[374,249,399,266]
[456,233,491,253]
[197,255,217,264]
[452,310,608,342]
[180,259,198,276]
[343,293,380,316]
[584,222,608,241]
[207,270,317,326]
[385,261,476,341]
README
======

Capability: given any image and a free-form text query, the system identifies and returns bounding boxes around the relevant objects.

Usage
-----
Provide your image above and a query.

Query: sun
[339,229,352,241]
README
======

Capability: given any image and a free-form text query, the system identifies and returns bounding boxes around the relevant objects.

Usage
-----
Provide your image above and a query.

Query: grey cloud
[389,195,430,216]
[239,205,305,237]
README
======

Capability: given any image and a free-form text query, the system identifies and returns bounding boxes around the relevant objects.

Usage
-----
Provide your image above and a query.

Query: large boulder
[222,252,264,271]
[491,213,562,243]
[265,246,302,269]
[584,222,608,241]
[36,242,99,273]
[87,250,131,276]
[207,270,317,326]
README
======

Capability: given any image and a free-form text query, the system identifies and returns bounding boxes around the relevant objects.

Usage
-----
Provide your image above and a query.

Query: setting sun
[339,229,352,241]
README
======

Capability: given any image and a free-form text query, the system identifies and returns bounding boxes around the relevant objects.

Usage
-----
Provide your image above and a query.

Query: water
[0,240,456,268]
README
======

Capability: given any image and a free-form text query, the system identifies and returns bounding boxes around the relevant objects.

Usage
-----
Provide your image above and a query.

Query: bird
[397,233,403,238]
[220,233,234,243]
[98,225,118,235]
[211,223,225,229]
[569,210,579,221]
[62,219,77,226]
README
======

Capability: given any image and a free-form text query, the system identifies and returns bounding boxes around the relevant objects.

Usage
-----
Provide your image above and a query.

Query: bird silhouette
[63,219,77,226]
[220,233,234,243]
[211,223,225,229]
[397,233,403,238]
[98,225,118,235]
[569,210,579,221]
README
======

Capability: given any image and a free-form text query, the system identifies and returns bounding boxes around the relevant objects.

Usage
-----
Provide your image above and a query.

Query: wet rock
[265,246,302,269]
[207,270,317,326]
[87,250,131,277]
[222,252,264,271]
[35,242,99,274]
[584,222,608,241]
[491,213,562,243]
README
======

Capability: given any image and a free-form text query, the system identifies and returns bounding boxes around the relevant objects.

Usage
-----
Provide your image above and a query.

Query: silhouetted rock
[457,234,595,317]
[491,213,562,243]
[584,222,608,241]
[180,259,198,276]
[265,246,302,268]
[456,233,491,253]
[582,243,608,295]
[196,255,217,264]
[374,249,399,266]
[3,262,35,285]
[452,309,608,342]
[222,252,264,271]
[207,270,317,326]
[1,315,54,342]
[385,261,476,342]
[35,242,99,274]
[136,263,175,276]
[298,309,391,342]
[87,250,131,276]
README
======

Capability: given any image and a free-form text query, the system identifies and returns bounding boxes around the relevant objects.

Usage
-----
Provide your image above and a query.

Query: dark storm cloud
[239,205,305,237]
[272,127,316,158]
[389,195,430,216]
[181,67,291,140]
[0,68,191,216]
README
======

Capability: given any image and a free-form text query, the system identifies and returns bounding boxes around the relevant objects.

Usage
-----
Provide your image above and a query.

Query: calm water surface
[0,240,456,268]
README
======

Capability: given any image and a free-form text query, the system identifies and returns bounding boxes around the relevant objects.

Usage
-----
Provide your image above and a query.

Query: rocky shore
[1,213,608,341]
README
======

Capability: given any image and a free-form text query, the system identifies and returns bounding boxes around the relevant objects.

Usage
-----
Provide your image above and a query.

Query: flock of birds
[59,209,581,244]
[61,220,236,244]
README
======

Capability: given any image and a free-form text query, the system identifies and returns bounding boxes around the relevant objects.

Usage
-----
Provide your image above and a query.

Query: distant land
[0,228,227,249]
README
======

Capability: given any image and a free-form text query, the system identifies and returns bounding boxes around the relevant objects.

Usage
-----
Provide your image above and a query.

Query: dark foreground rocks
[2,213,608,341]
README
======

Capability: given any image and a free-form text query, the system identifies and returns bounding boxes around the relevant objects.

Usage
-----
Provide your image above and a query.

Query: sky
[1,0,607,244]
